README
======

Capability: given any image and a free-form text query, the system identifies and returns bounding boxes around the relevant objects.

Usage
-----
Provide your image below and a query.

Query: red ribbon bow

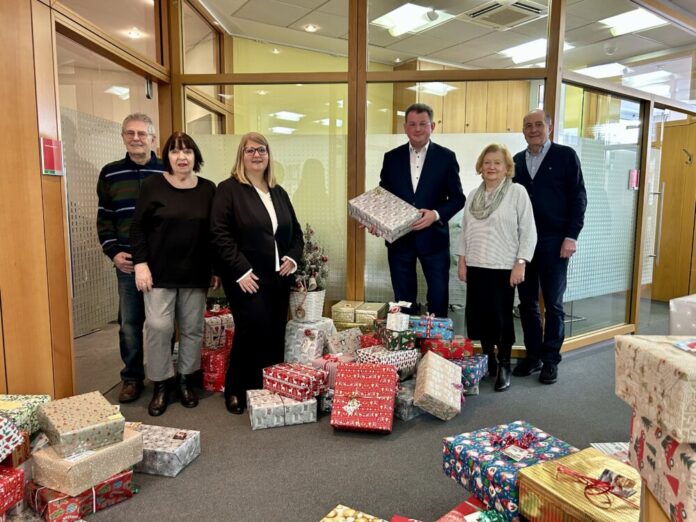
[555,465,639,510]
[490,430,537,450]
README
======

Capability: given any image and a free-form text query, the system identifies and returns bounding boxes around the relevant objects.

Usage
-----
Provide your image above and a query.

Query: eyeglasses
[243,146,268,156]
[123,131,151,139]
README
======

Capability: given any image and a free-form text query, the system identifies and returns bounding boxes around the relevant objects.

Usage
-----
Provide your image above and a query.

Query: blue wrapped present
[442,420,577,521]
[408,315,454,340]
[451,355,488,387]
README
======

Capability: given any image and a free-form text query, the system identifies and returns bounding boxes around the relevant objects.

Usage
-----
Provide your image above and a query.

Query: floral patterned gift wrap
[0,394,51,434]
[442,420,577,521]
[126,422,200,477]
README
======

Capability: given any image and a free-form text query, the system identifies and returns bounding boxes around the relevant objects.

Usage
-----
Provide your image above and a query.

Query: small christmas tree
[294,223,328,292]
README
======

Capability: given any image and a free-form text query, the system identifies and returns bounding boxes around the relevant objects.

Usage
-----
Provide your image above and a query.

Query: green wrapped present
[0,394,51,434]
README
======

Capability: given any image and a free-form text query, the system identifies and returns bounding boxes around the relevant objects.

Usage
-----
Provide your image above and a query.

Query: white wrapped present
[386,301,411,332]
[203,310,234,349]
[414,351,463,421]
[281,395,317,426]
[126,422,200,477]
[670,294,696,335]
[284,319,334,364]
[326,328,362,356]
[356,346,419,380]
[348,187,421,243]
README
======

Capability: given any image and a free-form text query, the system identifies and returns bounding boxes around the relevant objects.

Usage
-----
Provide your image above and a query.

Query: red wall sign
[41,137,64,176]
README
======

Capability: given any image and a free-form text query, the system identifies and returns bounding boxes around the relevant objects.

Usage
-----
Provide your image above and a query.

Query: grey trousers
[143,287,206,382]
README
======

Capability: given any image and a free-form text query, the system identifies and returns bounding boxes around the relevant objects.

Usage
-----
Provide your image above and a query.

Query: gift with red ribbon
[262,363,328,401]
[420,336,473,359]
[408,314,454,340]
[359,333,383,349]
[310,353,355,389]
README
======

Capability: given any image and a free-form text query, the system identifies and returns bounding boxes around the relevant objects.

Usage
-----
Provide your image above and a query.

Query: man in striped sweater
[96,113,165,403]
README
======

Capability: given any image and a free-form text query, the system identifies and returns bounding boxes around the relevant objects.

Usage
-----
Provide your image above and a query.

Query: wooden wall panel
[0,0,55,394]
[0,307,8,394]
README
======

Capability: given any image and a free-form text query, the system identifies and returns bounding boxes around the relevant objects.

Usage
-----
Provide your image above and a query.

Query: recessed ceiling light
[499,38,573,64]
[255,90,269,96]
[104,86,130,100]
[127,27,143,39]
[270,126,296,134]
[296,84,303,87]
[395,58,402,63]
[574,63,626,79]
[407,82,457,96]
[272,48,280,54]
[303,24,319,33]
[271,111,305,122]
[599,8,668,37]
[372,3,454,37]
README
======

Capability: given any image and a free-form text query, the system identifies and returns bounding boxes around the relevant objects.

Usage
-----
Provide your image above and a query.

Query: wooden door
[486,81,508,132]
[465,82,488,133]
[506,80,530,132]
[417,60,444,127]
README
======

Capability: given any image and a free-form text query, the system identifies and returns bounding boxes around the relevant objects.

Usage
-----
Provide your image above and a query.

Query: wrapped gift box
[203,371,226,393]
[408,315,454,340]
[203,308,234,349]
[387,311,410,332]
[414,352,463,421]
[319,389,334,414]
[452,355,489,388]
[443,420,577,521]
[615,335,696,442]
[348,186,422,244]
[284,324,327,364]
[26,469,133,521]
[6,458,31,516]
[247,390,316,429]
[326,328,363,356]
[0,417,25,463]
[0,465,23,514]
[391,516,423,522]
[629,410,696,521]
[334,321,374,334]
[435,498,486,521]
[463,385,480,396]
[330,363,398,433]
[281,395,317,426]
[360,333,383,349]
[670,295,696,335]
[125,422,200,477]
[0,430,29,467]
[201,346,230,374]
[321,504,387,521]
[394,379,425,421]
[0,394,51,435]
[518,447,641,522]
[37,391,125,458]
[311,354,355,389]
[356,347,419,380]
[421,336,474,360]
[380,329,417,351]
[32,427,143,497]
[355,302,388,326]
[331,300,363,323]
[262,363,328,402]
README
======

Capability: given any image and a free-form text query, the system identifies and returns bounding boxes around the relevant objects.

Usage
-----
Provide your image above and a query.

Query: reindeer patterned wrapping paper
[246,390,317,430]
[37,392,125,458]
[0,395,51,435]
[202,309,234,349]
[281,395,317,426]
[262,363,328,402]
[408,315,454,341]
[126,422,200,477]
[414,351,463,421]
[348,187,422,244]
[629,410,696,522]
[356,347,420,380]
[615,335,696,442]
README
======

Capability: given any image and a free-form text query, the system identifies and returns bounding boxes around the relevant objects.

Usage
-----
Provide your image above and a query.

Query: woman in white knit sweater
[457,144,537,392]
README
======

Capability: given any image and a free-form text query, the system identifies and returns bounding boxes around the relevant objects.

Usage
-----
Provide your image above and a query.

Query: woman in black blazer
[210,132,303,414]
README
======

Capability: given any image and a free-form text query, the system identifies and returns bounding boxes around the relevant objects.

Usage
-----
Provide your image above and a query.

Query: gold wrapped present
[320,504,386,521]
[518,447,641,522]
[334,321,373,334]
[354,302,388,325]
[331,300,363,323]
[32,427,143,496]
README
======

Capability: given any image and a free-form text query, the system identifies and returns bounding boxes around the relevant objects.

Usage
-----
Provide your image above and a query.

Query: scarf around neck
[469,177,511,220]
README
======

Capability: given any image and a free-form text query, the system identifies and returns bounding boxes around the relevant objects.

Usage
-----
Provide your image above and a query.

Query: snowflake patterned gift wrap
[37,392,125,458]
[629,410,696,522]
[408,315,454,341]
[356,347,419,380]
[284,324,327,364]
[125,422,200,477]
[442,420,578,522]
[202,309,234,349]
[25,469,134,521]
[310,354,355,389]
[615,335,696,442]
[421,336,474,360]
[348,186,422,244]
[321,504,387,521]
[414,351,463,421]
[0,465,24,514]
[451,355,489,388]
[31,427,143,497]
[331,300,363,323]
[670,294,696,335]
[326,328,363,357]
[0,395,51,435]
[330,363,398,433]
[262,363,328,402]
[394,379,425,421]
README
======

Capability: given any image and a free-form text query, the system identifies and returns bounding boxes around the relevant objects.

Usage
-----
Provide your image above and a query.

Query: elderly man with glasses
[96,113,165,403]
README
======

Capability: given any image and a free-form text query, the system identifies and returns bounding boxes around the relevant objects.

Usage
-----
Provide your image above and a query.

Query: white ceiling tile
[637,24,696,47]
[507,17,550,37]
[429,31,530,64]
[567,0,636,22]
[463,52,518,68]
[289,11,348,37]
[281,0,327,8]
[234,0,310,27]
[368,45,416,66]
[563,33,668,69]
[565,22,615,46]
[672,0,696,15]
[387,20,491,55]
[319,0,348,16]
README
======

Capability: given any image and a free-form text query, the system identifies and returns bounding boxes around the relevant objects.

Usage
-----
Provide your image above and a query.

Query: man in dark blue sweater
[512,109,587,385]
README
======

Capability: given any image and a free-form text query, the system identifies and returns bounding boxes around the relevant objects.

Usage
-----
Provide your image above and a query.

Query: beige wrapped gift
[354,302,388,325]
[414,351,462,421]
[32,427,143,496]
[331,300,363,323]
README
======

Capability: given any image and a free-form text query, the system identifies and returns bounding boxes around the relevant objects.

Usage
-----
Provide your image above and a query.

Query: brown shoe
[118,380,144,403]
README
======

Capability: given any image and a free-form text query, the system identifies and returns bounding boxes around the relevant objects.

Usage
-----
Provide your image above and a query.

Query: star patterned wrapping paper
[262,363,328,402]
[125,422,200,477]
[421,336,474,360]
[331,300,363,323]
[408,315,454,341]
[615,335,696,442]
[31,427,143,497]
[629,410,696,522]
[284,324,327,364]
[348,186,422,244]
[202,309,234,349]
[0,395,51,435]
[0,465,24,514]
[442,420,578,522]
[330,363,398,433]
[355,302,388,325]
[414,351,463,421]
[37,392,125,458]
[321,504,387,522]
[26,469,134,521]
[310,354,355,389]
[356,347,420,380]
[451,355,489,388]
[326,328,363,357]
[394,379,425,421]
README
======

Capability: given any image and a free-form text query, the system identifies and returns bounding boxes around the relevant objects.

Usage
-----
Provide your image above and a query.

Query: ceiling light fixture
[395,58,402,63]
[407,82,457,96]
[499,38,573,64]
[126,27,142,39]
[303,24,319,33]
[371,3,454,37]
[272,48,280,54]
[270,126,296,134]
[574,63,626,79]
[622,70,672,87]
[255,90,269,96]
[104,86,130,100]
[599,8,668,37]
[271,111,305,122]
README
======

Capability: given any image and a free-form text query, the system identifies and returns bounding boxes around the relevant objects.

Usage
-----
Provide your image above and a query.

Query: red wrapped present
[203,371,226,392]
[26,469,133,521]
[262,363,328,402]
[0,431,29,467]
[310,354,355,388]
[420,336,473,359]
[435,497,485,521]
[0,465,24,513]
[330,363,398,433]
[391,516,422,522]
[359,333,383,349]
[201,346,231,374]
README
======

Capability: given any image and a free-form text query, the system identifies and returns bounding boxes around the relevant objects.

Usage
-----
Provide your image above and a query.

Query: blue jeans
[116,270,145,382]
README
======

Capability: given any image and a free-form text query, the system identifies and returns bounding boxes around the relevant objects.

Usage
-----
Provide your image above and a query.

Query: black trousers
[465,266,515,361]
[222,273,291,403]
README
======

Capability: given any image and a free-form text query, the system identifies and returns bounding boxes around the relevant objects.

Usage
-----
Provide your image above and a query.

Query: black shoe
[495,364,511,392]
[539,363,558,384]
[487,356,498,380]
[225,394,244,414]
[118,380,143,403]
[177,374,199,408]
[512,359,543,377]
[148,380,170,416]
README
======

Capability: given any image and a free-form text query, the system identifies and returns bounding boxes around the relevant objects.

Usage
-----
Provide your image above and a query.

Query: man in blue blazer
[512,109,587,384]
[377,103,465,318]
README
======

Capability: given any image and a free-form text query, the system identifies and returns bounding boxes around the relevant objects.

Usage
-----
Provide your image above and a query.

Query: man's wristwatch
[516,259,526,265]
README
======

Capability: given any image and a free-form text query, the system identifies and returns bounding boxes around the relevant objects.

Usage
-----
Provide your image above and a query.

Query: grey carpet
[80,340,628,521]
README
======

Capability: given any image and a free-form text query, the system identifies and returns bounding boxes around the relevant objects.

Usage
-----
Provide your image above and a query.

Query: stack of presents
[0,391,200,520]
